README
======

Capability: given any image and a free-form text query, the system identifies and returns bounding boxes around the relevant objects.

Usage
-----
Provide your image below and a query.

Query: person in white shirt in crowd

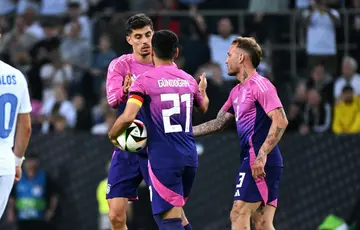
[334,56,360,100]
[303,0,340,76]
[40,84,76,134]
[64,1,92,43]
[208,17,238,81]
[0,60,32,219]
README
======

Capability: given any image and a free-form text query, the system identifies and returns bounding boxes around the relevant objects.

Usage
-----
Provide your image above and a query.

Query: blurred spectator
[96,161,111,230]
[52,114,68,133]
[91,109,117,135]
[91,34,117,98]
[287,82,307,132]
[300,88,332,135]
[332,85,360,134]
[306,63,334,104]
[73,94,93,131]
[192,63,229,125]
[0,15,38,68]
[40,84,77,133]
[22,5,45,40]
[334,56,360,100]
[17,0,40,15]
[156,0,180,35]
[180,7,209,75]
[64,1,92,42]
[7,154,58,230]
[60,21,92,96]
[303,0,340,76]
[209,17,238,81]
[40,49,73,104]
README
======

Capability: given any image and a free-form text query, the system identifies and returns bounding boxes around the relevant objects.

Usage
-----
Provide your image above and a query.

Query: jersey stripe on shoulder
[108,54,131,72]
[251,75,268,93]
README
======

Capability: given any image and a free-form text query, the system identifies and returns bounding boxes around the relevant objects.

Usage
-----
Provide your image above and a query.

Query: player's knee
[253,219,275,230]
[108,209,126,227]
[230,205,250,223]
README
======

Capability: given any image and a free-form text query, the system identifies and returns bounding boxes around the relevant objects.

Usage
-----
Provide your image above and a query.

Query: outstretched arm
[193,110,234,137]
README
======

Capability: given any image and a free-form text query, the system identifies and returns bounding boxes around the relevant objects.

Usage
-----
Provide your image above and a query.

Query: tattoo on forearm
[193,110,233,137]
[257,108,288,158]
[274,127,283,138]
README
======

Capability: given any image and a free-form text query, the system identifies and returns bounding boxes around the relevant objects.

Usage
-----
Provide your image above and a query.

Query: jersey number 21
[160,93,191,133]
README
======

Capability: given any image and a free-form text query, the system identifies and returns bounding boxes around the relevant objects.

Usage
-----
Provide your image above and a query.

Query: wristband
[15,156,25,167]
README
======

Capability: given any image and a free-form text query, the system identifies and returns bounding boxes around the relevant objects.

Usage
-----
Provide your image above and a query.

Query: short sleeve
[252,78,282,114]
[19,75,32,114]
[106,58,129,107]
[130,75,146,96]
[220,92,234,114]
[128,76,146,107]
[193,82,204,108]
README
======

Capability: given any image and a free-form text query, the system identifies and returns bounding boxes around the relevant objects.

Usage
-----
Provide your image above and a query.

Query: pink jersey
[130,64,203,168]
[106,54,153,108]
[221,72,283,166]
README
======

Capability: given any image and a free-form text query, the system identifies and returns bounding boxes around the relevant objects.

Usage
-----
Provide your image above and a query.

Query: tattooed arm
[257,108,288,161]
[193,110,234,137]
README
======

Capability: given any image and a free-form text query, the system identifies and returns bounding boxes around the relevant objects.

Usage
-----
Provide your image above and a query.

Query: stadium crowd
[0,0,360,137]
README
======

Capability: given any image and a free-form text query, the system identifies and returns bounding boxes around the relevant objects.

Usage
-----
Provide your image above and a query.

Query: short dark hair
[342,85,353,93]
[232,37,262,68]
[151,30,179,60]
[125,14,153,35]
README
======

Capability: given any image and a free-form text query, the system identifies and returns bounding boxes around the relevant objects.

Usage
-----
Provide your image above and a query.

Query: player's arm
[255,82,288,163]
[194,73,209,113]
[106,59,131,108]
[193,109,234,136]
[108,92,143,141]
[14,76,32,167]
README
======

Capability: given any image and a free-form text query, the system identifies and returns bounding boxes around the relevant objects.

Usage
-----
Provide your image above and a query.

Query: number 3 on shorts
[236,172,246,188]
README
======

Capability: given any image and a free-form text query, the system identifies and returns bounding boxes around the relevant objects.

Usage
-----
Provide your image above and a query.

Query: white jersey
[0,61,32,176]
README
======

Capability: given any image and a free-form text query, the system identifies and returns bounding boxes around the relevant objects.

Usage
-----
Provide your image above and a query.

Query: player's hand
[123,72,132,94]
[252,154,267,180]
[14,166,22,183]
[110,138,124,151]
[199,72,207,92]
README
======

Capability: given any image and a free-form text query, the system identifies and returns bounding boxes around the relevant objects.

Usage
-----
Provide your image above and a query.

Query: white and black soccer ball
[117,119,147,153]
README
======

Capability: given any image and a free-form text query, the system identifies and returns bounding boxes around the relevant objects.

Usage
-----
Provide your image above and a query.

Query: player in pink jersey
[106,15,191,230]
[108,30,209,230]
[193,37,289,229]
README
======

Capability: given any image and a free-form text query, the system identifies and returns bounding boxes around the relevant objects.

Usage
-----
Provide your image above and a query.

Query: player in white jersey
[0,60,32,219]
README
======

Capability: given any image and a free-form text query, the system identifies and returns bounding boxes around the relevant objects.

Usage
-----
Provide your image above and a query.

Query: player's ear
[174,48,179,59]
[126,35,132,46]
[239,53,245,64]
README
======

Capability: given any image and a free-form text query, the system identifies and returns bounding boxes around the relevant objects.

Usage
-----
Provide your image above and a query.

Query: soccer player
[0,60,32,219]
[193,37,288,230]
[108,30,209,230]
[106,15,193,229]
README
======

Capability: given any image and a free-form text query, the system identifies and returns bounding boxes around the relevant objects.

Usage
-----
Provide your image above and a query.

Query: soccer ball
[117,119,147,153]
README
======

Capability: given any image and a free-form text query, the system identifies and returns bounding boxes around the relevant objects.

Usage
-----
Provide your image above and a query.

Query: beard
[140,51,150,57]
[227,70,238,76]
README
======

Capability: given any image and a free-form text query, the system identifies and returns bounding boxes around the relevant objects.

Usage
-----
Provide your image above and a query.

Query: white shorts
[0,174,15,219]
